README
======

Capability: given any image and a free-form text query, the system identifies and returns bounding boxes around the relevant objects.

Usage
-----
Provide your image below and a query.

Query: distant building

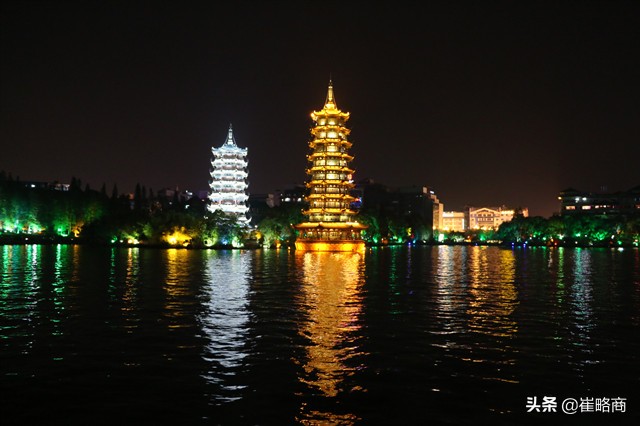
[395,185,435,240]
[207,124,250,224]
[359,180,435,241]
[358,179,388,212]
[22,181,49,190]
[249,193,279,209]
[467,206,528,230]
[157,188,193,203]
[279,184,306,205]
[52,183,70,191]
[20,180,71,192]
[349,185,364,210]
[195,189,209,200]
[248,193,279,225]
[442,211,466,232]
[558,186,640,216]
[430,190,443,230]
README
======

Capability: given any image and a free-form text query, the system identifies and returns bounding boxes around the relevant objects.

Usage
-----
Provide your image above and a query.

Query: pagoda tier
[294,81,367,252]
[207,124,250,224]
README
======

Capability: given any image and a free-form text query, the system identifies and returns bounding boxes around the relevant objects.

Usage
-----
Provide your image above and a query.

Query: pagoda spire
[225,123,236,145]
[324,79,336,109]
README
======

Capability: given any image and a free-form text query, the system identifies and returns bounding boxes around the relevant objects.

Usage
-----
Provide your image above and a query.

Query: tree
[256,204,304,246]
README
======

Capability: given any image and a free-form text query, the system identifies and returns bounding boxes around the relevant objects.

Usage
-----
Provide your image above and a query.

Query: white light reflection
[26,245,40,290]
[1,246,40,354]
[200,250,250,403]
[51,244,68,336]
[569,248,596,368]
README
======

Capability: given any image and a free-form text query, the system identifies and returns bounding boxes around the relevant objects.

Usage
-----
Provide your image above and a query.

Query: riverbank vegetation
[1,173,638,248]
[0,173,252,248]
[434,213,639,248]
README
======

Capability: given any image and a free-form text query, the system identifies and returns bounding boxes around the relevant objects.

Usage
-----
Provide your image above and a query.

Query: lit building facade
[430,190,443,231]
[558,186,640,215]
[467,206,528,230]
[207,124,250,224]
[280,184,306,205]
[294,81,367,251]
[442,211,466,232]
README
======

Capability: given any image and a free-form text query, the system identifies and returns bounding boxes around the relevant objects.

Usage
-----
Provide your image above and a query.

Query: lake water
[1,245,639,425]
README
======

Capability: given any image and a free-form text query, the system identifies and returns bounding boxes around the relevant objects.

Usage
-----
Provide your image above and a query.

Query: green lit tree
[357,211,381,244]
[256,204,304,247]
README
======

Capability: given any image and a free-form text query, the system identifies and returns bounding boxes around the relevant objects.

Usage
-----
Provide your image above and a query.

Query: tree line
[2,171,638,247]
[493,213,640,246]
[0,172,248,247]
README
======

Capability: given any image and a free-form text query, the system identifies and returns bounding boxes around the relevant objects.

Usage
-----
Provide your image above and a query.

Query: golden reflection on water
[70,244,80,283]
[432,246,519,387]
[432,246,518,339]
[295,251,365,425]
[163,249,193,322]
[122,247,140,329]
[467,247,518,339]
[432,246,468,335]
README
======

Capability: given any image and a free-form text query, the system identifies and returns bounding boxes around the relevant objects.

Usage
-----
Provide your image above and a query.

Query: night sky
[2,1,639,217]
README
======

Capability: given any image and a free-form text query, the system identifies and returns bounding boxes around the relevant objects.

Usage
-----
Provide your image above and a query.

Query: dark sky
[2,1,639,217]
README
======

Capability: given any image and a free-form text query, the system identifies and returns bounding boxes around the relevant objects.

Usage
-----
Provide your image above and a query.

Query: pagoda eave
[308,152,354,161]
[294,222,367,230]
[308,140,353,147]
[307,167,355,173]
[306,180,355,187]
[311,111,350,120]
[306,194,354,200]
[303,208,357,214]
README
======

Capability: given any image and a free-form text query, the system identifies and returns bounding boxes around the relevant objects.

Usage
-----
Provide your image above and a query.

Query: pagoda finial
[226,123,235,145]
[325,78,336,109]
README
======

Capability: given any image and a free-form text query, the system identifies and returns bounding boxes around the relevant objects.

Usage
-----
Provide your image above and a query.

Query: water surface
[1,245,638,424]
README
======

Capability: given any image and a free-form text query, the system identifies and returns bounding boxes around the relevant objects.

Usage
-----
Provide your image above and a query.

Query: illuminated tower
[294,81,367,251]
[207,124,250,224]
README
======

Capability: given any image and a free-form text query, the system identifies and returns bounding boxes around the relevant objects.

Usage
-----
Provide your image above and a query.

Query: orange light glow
[163,229,191,246]
[295,240,365,252]
[295,251,365,421]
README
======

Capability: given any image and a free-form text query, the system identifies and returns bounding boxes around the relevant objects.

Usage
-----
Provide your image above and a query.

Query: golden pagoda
[294,81,367,252]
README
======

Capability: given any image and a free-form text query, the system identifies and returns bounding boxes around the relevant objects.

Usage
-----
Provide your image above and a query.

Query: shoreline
[1,234,637,249]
